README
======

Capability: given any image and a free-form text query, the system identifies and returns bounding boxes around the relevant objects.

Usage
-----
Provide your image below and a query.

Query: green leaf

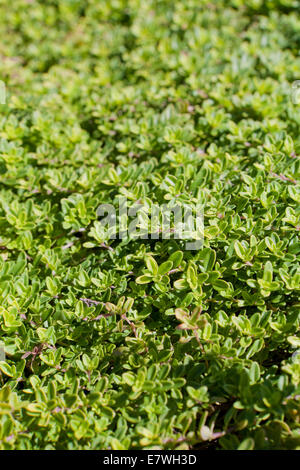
[158,261,173,276]
[238,438,255,450]
[187,262,198,290]
[168,251,183,268]
[136,274,153,284]
[0,361,14,377]
[234,241,247,261]
[145,255,158,276]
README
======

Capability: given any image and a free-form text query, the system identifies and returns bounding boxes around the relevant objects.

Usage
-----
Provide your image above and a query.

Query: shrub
[0,0,299,450]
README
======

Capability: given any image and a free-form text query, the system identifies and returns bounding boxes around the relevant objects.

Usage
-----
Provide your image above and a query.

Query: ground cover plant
[0,0,299,451]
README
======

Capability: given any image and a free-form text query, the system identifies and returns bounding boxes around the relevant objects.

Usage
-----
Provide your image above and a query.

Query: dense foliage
[0,0,299,450]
